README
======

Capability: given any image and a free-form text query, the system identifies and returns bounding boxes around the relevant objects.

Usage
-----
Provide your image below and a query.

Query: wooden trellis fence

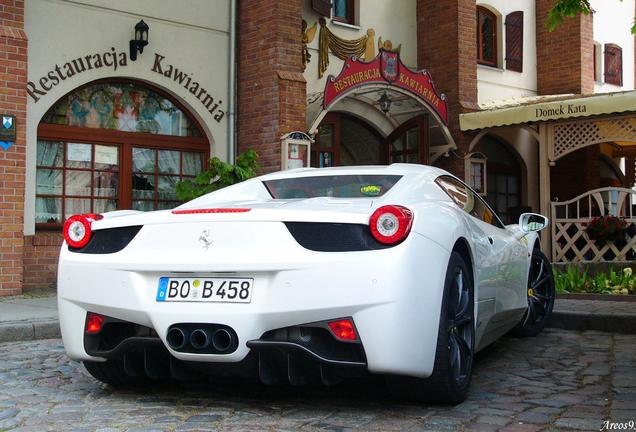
[551,187,636,262]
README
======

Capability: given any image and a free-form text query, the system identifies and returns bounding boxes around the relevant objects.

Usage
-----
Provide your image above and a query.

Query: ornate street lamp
[378,91,392,114]
[129,20,149,61]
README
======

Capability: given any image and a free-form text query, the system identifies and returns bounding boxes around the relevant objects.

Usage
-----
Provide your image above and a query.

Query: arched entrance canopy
[322,49,448,125]
[308,49,456,163]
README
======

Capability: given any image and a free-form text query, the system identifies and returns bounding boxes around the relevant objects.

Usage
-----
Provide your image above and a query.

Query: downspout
[228,0,237,163]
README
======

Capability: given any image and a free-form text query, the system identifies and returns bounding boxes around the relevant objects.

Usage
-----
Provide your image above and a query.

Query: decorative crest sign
[323,49,449,125]
[0,114,15,150]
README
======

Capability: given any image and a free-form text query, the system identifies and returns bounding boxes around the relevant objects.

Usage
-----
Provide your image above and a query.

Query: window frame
[477,6,498,67]
[36,79,209,230]
[435,175,505,229]
[332,0,355,25]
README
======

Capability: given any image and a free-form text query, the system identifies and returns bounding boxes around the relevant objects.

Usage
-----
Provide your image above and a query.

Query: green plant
[585,215,627,242]
[175,150,259,202]
[553,265,636,295]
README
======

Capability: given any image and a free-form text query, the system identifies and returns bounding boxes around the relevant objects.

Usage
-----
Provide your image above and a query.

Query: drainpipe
[228,0,237,163]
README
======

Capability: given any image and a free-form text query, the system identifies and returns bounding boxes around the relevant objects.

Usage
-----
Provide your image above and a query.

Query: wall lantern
[465,152,487,195]
[129,20,149,61]
[378,92,392,114]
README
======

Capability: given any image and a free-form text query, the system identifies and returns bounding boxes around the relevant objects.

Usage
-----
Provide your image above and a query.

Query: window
[332,0,354,25]
[132,148,204,211]
[435,175,504,228]
[264,175,401,199]
[42,83,200,137]
[505,11,523,72]
[477,6,497,66]
[604,44,623,86]
[36,141,120,224]
[36,81,208,227]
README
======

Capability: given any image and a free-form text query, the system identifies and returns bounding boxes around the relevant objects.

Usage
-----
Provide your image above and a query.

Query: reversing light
[85,312,105,334]
[328,319,357,341]
[369,205,413,245]
[63,214,101,249]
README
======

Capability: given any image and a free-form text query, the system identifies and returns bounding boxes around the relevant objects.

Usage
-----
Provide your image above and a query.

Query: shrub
[175,150,259,202]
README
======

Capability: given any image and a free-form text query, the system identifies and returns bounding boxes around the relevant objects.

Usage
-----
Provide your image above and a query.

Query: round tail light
[369,205,413,245]
[63,214,101,249]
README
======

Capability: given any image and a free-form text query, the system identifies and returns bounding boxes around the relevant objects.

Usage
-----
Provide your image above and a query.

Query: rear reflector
[328,319,357,341]
[85,312,105,334]
[172,208,251,214]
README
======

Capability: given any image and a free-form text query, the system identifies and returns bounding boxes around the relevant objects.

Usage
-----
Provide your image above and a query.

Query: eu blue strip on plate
[156,277,168,302]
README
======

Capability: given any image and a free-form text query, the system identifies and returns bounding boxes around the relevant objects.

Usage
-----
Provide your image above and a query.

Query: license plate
[156,277,253,303]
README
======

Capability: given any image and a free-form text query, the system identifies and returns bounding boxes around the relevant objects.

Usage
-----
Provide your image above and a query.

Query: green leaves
[554,265,636,295]
[546,0,635,34]
[175,150,260,202]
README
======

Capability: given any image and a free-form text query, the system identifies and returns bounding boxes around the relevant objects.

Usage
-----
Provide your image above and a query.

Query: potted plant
[585,215,627,243]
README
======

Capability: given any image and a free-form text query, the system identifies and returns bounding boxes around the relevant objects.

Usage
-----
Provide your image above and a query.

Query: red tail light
[172,208,252,214]
[85,312,105,334]
[63,214,100,249]
[328,319,357,341]
[369,205,413,245]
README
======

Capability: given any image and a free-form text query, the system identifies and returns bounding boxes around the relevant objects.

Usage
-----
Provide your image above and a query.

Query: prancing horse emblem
[199,229,213,250]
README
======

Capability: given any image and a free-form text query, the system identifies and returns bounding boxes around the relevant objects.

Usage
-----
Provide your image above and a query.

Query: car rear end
[58,170,452,384]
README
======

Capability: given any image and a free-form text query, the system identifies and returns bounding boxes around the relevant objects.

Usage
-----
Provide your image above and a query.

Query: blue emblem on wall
[0,114,16,150]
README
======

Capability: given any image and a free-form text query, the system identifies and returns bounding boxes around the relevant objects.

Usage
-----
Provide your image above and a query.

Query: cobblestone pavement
[0,329,634,432]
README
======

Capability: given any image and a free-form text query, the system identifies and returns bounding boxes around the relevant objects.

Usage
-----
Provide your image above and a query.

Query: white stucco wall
[591,0,635,92]
[24,0,231,235]
[476,0,537,104]
[302,0,417,96]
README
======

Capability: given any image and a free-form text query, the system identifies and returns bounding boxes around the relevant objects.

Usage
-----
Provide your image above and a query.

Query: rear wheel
[387,251,474,404]
[511,249,555,337]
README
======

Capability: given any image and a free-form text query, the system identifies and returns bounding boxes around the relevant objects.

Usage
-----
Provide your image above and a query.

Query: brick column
[0,0,27,296]
[416,0,478,178]
[237,0,306,173]
[536,0,594,95]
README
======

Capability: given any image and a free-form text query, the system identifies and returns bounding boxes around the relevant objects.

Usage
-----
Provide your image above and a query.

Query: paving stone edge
[548,311,636,334]
[0,319,61,343]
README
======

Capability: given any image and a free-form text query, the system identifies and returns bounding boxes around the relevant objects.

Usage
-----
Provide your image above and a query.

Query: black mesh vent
[284,222,391,252]
[70,225,143,254]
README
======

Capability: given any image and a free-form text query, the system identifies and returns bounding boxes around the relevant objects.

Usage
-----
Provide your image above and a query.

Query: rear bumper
[58,232,450,378]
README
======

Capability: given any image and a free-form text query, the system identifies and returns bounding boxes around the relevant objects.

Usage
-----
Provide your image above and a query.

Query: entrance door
[312,113,429,168]
[312,113,341,168]
[385,115,429,165]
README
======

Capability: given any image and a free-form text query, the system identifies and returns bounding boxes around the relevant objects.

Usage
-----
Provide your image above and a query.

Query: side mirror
[519,213,549,233]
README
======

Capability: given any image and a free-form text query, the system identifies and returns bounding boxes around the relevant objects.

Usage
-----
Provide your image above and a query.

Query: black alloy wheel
[447,264,474,389]
[512,249,555,337]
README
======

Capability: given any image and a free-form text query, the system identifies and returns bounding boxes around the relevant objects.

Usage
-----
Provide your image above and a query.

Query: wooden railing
[551,187,636,262]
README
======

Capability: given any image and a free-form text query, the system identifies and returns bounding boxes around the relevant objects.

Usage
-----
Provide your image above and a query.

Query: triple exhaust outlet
[166,324,237,354]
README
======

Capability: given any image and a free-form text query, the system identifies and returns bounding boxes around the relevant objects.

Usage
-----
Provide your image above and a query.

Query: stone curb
[0,319,61,343]
[547,311,636,334]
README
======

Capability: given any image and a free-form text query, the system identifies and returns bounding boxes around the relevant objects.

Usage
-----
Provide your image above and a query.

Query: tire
[84,359,147,387]
[387,251,475,405]
[511,249,555,337]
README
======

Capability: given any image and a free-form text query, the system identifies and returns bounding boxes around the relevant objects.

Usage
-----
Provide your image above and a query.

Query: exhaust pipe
[166,327,189,350]
[212,328,233,352]
[190,328,212,350]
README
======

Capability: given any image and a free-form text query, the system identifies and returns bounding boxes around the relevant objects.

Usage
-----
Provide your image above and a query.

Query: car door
[434,176,527,339]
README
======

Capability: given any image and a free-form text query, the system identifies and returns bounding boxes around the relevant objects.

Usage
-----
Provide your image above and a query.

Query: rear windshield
[263,175,402,199]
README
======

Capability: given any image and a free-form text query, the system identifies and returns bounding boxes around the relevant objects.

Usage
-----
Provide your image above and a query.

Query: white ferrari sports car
[58,164,555,404]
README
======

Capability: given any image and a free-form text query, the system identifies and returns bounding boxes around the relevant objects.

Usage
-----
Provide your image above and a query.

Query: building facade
[1,0,635,295]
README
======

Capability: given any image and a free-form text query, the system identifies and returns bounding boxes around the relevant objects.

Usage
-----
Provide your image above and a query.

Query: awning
[460,90,636,131]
